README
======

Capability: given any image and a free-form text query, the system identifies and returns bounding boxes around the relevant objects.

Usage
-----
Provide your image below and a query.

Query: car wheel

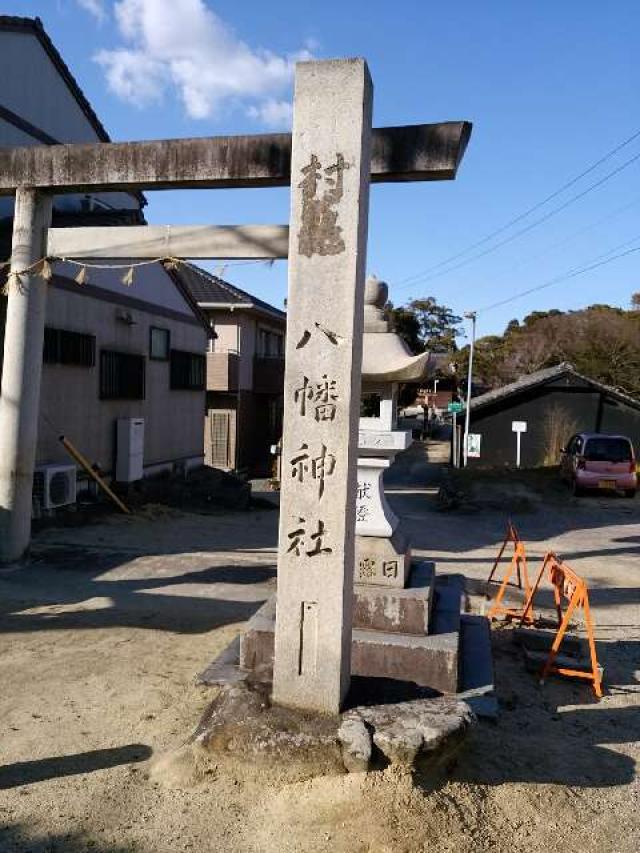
[624,489,636,499]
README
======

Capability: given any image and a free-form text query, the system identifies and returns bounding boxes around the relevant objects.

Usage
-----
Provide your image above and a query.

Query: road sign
[467,433,481,458]
[448,401,463,413]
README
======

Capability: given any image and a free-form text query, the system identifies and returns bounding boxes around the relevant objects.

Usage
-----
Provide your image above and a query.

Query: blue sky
[7,0,640,339]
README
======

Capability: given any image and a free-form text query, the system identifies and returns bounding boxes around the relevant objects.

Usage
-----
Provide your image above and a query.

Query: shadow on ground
[0,743,152,790]
[0,546,276,636]
[0,824,133,853]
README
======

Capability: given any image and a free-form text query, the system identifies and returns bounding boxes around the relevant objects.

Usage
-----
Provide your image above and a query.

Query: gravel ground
[0,450,638,853]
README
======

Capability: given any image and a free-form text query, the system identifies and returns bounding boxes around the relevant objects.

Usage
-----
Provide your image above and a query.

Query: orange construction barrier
[520,553,603,698]
[486,521,533,623]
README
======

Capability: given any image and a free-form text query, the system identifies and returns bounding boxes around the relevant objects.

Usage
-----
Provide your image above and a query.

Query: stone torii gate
[0,58,470,713]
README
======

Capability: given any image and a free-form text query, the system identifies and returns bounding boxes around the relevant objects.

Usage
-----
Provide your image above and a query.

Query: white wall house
[0,16,209,490]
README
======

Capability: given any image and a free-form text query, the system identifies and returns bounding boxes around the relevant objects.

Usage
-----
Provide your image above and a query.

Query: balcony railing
[207,351,239,392]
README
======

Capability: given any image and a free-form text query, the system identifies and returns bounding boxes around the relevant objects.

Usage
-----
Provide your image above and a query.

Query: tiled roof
[172,261,286,320]
[0,15,146,215]
[467,363,640,413]
[0,15,111,142]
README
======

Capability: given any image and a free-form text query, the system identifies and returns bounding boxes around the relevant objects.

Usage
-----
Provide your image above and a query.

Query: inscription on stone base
[354,529,411,588]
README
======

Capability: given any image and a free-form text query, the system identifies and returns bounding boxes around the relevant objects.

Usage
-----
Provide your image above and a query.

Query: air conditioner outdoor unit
[33,464,77,512]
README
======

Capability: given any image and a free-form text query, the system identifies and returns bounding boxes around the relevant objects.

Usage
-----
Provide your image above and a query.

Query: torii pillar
[0,189,52,562]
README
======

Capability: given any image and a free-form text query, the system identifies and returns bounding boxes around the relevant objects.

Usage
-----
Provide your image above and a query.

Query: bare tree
[543,404,579,466]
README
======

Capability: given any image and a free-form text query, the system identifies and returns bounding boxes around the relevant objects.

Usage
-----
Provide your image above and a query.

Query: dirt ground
[1,444,639,853]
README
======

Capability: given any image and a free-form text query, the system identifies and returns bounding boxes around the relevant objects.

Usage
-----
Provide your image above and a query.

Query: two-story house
[0,16,209,496]
[173,263,286,476]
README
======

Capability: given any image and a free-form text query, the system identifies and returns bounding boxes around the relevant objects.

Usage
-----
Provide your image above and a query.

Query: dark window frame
[170,349,206,391]
[149,326,171,361]
[43,326,96,367]
[99,349,146,400]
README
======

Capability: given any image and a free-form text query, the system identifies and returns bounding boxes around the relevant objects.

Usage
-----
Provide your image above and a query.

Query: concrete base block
[239,591,459,693]
[351,628,459,694]
[355,528,411,588]
[239,596,276,680]
[353,560,435,635]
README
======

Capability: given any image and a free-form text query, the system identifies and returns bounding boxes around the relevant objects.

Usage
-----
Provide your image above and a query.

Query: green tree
[388,297,463,354]
[386,303,422,353]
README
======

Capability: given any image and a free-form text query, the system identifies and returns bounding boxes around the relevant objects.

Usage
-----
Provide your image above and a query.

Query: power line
[397,147,640,293]
[396,126,640,290]
[478,236,640,315]
[441,194,640,303]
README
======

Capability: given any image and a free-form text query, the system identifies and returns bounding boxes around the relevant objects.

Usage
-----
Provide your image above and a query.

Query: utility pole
[462,310,477,467]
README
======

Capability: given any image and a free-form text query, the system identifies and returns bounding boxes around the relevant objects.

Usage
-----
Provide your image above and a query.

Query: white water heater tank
[116,417,145,482]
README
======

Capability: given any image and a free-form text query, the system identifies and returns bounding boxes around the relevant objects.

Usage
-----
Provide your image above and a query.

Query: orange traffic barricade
[520,552,603,698]
[486,521,534,623]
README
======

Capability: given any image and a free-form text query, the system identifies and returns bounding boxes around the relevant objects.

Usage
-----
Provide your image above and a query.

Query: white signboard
[512,421,527,467]
[466,433,481,458]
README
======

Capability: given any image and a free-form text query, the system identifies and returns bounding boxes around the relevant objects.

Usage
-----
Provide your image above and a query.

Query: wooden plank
[0,121,472,194]
[47,224,290,259]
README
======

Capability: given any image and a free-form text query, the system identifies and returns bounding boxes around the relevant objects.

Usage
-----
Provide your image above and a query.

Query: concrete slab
[431,576,464,636]
[197,636,244,687]
[459,614,494,696]
[353,560,435,635]
[351,628,459,694]
[523,647,604,680]
[457,614,498,720]
[512,626,583,656]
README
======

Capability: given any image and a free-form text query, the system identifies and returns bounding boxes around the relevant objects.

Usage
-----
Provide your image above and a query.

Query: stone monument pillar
[271,59,373,714]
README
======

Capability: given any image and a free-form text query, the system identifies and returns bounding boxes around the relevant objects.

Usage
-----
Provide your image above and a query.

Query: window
[43,327,95,367]
[258,328,284,358]
[149,326,170,360]
[584,437,632,462]
[100,350,145,400]
[170,349,205,390]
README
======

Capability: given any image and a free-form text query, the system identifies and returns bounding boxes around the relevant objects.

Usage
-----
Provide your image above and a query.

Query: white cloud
[247,99,293,128]
[94,0,311,128]
[76,0,107,22]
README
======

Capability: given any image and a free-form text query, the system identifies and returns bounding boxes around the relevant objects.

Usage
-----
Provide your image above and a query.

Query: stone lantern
[354,275,432,587]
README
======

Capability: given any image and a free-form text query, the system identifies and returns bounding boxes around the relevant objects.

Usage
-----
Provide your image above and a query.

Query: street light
[463,310,477,467]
